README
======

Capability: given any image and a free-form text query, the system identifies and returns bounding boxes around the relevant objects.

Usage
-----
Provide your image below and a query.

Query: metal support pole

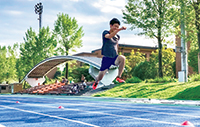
[39,14,42,29]
[35,2,43,30]
[180,2,188,82]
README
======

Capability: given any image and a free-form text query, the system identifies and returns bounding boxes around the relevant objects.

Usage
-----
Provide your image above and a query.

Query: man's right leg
[93,69,108,90]
[96,69,108,82]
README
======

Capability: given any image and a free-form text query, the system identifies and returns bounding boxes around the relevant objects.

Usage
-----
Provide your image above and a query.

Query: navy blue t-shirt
[101,30,120,58]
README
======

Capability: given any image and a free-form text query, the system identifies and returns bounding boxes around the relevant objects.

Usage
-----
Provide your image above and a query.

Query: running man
[93,18,126,90]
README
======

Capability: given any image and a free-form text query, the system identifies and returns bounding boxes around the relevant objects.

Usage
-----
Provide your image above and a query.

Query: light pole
[34,2,43,30]
[180,1,188,82]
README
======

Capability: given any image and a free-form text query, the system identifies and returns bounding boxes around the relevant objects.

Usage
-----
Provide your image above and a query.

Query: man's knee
[119,55,126,62]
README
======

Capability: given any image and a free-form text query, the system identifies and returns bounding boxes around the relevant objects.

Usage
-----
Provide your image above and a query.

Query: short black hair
[110,18,120,25]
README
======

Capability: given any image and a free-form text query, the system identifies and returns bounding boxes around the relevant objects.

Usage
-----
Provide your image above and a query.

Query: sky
[0,0,175,55]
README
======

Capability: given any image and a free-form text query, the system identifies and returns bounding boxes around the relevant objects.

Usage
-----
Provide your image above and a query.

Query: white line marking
[0,101,182,126]
[26,103,181,126]
[57,102,200,118]
[0,105,99,127]
[1,99,200,119]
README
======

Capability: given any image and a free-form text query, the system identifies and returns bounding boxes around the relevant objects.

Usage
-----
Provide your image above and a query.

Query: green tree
[54,68,62,79]
[133,60,154,80]
[16,58,25,82]
[173,0,200,73]
[133,47,175,80]
[123,0,178,78]
[190,0,200,73]
[68,64,93,82]
[20,27,57,77]
[54,13,84,79]
[123,49,146,79]
[5,44,18,83]
[150,47,176,77]
[0,46,7,83]
[188,41,198,73]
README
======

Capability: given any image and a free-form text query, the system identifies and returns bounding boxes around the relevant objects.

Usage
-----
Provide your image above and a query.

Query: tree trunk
[198,52,200,73]
[158,28,163,78]
[65,51,69,79]
[65,62,68,79]
[158,1,163,78]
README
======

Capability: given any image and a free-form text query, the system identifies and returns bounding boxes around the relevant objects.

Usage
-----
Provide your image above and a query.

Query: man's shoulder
[102,30,109,34]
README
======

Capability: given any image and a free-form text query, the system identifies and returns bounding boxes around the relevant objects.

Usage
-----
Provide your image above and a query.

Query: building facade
[74,44,158,61]
[0,83,22,93]
[74,42,196,79]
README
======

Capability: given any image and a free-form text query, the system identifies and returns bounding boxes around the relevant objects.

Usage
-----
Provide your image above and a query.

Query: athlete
[93,18,126,90]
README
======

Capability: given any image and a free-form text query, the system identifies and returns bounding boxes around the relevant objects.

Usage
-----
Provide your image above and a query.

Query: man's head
[109,18,120,31]
[110,18,120,26]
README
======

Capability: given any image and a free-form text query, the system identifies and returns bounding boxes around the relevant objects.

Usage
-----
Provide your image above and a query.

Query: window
[1,86,6,90]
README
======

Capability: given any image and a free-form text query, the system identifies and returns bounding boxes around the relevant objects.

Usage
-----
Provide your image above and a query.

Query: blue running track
[0,95,200,127]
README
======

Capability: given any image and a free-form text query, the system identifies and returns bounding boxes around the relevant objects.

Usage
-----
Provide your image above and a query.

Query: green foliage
[6,44,18,83]
[188,74,200,82]
[188,42,198,73]
[43,76,56,85]
[150,48,176,77]
[0,44,18,83]
[19,27,57,78]
[16,58,25,82]
[133,60,156,80]
[0,46,7,83]
[123,0,177,38]
[133,47,175,80]
[54,68,62,79]
[123,0,178,77]
[54,13,84,78]
[68,64,93,83]
[126,77,142,83]
[23,81,31,89]
[122,49,146,79]
[172,1,197,43]
[145,76,177,83]
[54,13,84,55]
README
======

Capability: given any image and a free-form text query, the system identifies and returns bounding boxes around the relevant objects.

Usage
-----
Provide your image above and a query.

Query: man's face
[110,23,119,31]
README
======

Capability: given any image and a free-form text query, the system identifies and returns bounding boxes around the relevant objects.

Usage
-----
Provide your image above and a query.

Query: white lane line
[3,96,200,112]
[56,103,200,118]
[0,105,99,127]
[24,103,181,126]
[1,99,200,119]
[0,101,182,126]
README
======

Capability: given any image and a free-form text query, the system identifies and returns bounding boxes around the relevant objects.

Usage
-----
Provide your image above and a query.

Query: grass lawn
[93,81,200,100]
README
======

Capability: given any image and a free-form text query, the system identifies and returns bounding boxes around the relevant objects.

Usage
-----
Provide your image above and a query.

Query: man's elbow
[105,35,112,39]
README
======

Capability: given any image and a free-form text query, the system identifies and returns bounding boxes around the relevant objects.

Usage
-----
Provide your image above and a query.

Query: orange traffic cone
[16,101,20,103]
[58,106,64,109]
[181,121,194,126]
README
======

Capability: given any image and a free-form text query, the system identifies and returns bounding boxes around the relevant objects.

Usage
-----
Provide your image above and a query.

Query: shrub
[188,74,200,82]
[145,76,177,83]
[68,64,94,82]
[126,77,142,83]
[188,42,198,73]
[133,61,157,80]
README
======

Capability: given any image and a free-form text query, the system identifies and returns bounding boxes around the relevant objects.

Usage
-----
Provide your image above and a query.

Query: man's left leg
[114,55,126,82]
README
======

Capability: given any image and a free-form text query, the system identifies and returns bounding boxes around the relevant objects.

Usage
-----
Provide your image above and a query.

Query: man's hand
[120,26,126,30]
[105,26,126,39]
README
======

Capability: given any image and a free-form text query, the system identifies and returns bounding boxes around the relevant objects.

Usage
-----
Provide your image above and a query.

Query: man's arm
[105,26,126,39]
